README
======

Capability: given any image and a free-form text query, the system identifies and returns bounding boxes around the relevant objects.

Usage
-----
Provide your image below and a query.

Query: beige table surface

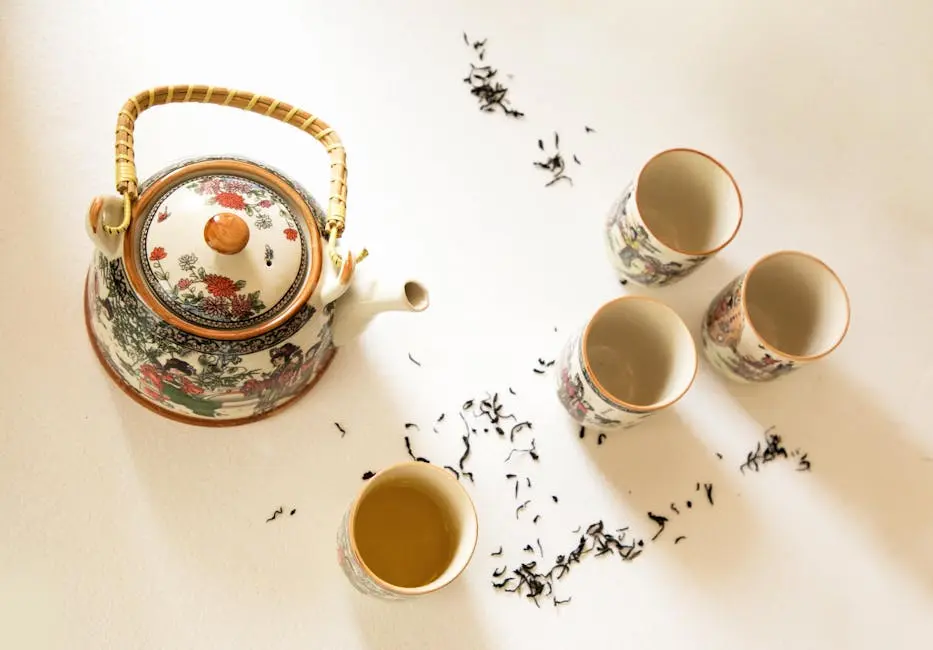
[2,1,932,648]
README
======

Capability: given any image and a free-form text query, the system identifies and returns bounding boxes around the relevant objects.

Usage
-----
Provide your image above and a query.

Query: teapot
[84,85,429,426]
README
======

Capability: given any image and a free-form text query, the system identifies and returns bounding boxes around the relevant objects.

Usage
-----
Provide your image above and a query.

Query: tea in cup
[336,462,478,599]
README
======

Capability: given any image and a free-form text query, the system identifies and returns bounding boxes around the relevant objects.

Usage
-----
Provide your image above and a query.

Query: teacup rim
[634,147,744,256]
[347,461,479,596]
[741,250,851,362]
[581,295,699,412]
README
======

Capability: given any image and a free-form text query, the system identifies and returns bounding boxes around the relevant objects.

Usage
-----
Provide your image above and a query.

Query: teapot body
[84,156,339,425]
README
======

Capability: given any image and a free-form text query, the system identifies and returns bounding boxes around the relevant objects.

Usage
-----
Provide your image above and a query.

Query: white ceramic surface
[702,251,850,382]
[605,149,742,287]
[84,154,429,425]
[3,2,932,649]
[556,297,697,429]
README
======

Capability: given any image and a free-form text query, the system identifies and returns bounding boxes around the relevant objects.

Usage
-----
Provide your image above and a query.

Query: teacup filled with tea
[336,462,478,599]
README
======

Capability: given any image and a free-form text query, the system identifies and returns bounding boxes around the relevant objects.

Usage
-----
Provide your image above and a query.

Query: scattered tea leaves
[647,512,668,540]
[265,507,284,523]
[516,500,532,519]
[461,36,525,118]
[362,471,375,481]
[408,352,421,366]
[334,422,346,437]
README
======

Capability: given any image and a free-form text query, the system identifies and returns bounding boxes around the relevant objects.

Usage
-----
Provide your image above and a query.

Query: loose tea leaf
[334,422,346,437]
[647,512,668,540]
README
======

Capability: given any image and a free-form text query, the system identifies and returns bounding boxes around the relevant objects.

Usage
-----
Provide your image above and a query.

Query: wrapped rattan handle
[107,85,348,244]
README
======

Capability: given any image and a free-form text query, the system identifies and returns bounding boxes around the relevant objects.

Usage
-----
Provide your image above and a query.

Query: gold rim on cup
[346,461,479,597]
[739,250,851,362]
[634,147,744,256]
[580,295,699,413]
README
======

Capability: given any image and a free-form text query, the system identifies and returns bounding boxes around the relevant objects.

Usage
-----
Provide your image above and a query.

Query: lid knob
[204,212,250,255]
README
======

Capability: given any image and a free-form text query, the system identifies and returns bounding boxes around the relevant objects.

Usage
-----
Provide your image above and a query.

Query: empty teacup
[555,296,697,430]
[702,250,850,382]
[605,148,742,286]
[336,462,478,599]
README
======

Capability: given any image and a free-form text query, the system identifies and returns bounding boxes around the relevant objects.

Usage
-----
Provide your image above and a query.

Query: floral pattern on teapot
[148,246,267,322]
[86,253,337,421]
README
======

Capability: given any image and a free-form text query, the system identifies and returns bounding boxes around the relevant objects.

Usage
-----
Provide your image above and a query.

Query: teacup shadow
[582,407,758,583]
[719,361,933,594]
[351,579,490,650]
[614,254,743,338]
[114,338,409,601]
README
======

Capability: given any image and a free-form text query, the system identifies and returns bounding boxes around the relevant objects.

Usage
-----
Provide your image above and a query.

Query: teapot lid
[123,159,323,340]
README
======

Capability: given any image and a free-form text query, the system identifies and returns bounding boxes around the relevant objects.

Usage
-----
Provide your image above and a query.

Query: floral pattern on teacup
[336,508,402,600]
[605,183,708,287]
[701,276,797,382]
[555,329,653,430]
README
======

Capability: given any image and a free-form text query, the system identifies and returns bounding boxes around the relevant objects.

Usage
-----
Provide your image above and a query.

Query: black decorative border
[139,173,308,330]
[106,258,317,355]
[139,155,328,232]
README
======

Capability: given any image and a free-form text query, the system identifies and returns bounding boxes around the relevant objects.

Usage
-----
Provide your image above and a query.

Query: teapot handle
[107,85,351,261]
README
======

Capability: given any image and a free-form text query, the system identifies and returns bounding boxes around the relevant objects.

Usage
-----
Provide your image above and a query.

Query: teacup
[555,296,697,430]
[701,250,850,383]
[605,148,743,287]
[336,462,478,599]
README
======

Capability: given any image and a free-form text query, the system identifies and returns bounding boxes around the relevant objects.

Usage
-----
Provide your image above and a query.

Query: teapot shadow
[112,338,409,601]
[720,363,933,594]
[580,408,759,585]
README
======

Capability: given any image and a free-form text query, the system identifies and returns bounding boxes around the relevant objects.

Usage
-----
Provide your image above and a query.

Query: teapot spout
[86,195,127,260]
[331,273,430,347]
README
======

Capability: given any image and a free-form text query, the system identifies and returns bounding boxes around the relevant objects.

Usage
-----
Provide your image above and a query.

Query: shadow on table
[582,407,759,584]
[351,580,490,650]
[614,254,744,336]
[722,363,933,594]
[113,339,410,601]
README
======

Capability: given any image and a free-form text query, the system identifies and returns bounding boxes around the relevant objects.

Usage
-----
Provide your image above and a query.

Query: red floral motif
[139,364,165,401]
[157,209,170,222]
[229,294,253,318]
[214,192,246,210]
[178,377,204,396]
[176,278,192,290]
[222,179,253,193]
[284,228,298,241]
[259,199,273,208]
[201,295,229,315]
[203,274,239,298]
[149,247,167,261]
